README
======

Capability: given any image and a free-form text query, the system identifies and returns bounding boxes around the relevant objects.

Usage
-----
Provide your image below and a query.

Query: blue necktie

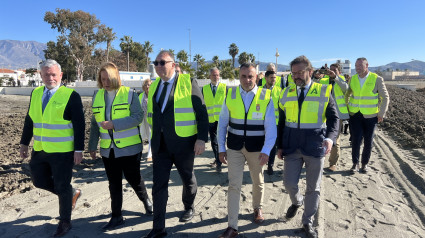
[42,90,51,113]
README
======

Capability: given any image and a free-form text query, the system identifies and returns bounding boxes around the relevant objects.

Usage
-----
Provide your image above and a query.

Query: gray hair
[209,67,219,74]
[40,59,62,72]
[356,57,368,64]
[240,63,257,70]
[157,50,175,61]
[266,63,276,71]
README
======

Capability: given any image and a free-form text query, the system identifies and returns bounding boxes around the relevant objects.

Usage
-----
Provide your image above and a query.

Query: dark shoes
[53,220,72,237]
[143,197,154,215]
[179,208,194,222]
[72,189,81,210]
[253,208,264,224]
[267,166,274,175]
[102,216,125,231]
[285,204,301,219]
[359,164,368,173]
[218,227,238,238]
[303,224,318,238]
[216,164,222,172]
[350,163,359,174]
[143,228,167,238]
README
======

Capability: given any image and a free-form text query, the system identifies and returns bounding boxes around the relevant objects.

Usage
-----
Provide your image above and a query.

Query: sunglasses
[153,60,173,66]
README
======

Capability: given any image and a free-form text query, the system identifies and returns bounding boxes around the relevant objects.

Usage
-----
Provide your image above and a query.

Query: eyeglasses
[291,69,308,76]
[153,60,173,66]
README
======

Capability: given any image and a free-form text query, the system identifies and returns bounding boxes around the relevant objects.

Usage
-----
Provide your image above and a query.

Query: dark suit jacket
[20,89,85,151]
[151,73,208,154]
[277,91,339,157]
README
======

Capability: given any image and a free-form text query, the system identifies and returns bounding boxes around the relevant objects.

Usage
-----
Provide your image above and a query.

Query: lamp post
[275,48,280,72]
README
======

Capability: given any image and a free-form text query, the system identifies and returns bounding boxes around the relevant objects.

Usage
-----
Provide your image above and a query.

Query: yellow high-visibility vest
[348,73,379,116]
[319,75,349,119]
[92,86,141,149]
[260,85,282,125]
[279,82,331,129]
[226,86,271,151]
[261,76,281,88]
[202,82,226,122]
[147,74,197,137]
[29,86,75,152]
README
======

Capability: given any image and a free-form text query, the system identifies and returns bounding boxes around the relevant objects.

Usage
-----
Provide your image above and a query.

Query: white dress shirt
[155,72,176,112]
[218,85,277,155]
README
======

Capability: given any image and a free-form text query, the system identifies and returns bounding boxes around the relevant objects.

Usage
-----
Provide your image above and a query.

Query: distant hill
[370,60,425,75]
[0,40,46,69]
[189,60,290,71]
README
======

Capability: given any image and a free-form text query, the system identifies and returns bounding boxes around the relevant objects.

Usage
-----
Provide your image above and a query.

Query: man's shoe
[143,197,153,215]
[102,216,125,231]
[143,228,167,238]
[210,162,217,168]
[253,208,265,224]
[303,224,318,238]
[179,208,194,222]
[285,204,301,219]
[350,163,359,174]
[218,227,238,238]
[216,165,222,173]
[328,165,337,172]
[267,166,274,175]
[72,189,81,210]
[359,164,368,174]
[53,220,72,237]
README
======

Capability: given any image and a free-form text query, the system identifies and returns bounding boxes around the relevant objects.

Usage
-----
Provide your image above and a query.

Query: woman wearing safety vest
[88,62,153,231]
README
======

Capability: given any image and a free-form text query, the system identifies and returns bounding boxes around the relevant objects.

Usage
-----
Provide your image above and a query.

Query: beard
[294,78,306,87]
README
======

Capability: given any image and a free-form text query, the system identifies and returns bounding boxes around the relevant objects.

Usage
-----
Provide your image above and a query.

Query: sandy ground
[0,95,425,238]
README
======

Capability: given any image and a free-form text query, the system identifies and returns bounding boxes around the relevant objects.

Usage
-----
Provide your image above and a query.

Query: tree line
[42,9,256,82]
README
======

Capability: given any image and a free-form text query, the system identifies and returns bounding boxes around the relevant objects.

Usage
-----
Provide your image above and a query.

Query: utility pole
[188,28,192,64]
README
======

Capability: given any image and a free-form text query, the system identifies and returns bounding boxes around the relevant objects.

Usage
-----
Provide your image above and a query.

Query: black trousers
[30,151,74,222]
[208,121,221,166]
[268,143,277,168]
[349,112,378,165]
[152,133,197,229]
[102,149,149,217]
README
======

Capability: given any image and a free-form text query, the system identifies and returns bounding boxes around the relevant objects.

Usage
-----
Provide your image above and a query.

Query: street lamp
[275,48,280,72]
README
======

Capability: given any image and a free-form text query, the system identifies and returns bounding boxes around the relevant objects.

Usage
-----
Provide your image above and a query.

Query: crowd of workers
[18,51,389,238]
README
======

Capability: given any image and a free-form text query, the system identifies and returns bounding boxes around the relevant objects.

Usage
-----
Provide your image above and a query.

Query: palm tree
[228,43,239,68]
[238,52,249,65]
[143,41,154,71]
[193,54,203,72]
[177,50,188,63]
[120,35,134,71]
[212,55,219,67]
[168,49,175,58]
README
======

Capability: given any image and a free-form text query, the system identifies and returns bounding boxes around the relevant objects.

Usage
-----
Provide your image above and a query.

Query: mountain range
[1,40,424,75]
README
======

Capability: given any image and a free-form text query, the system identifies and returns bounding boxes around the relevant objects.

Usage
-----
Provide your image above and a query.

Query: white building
[336,60,351,75]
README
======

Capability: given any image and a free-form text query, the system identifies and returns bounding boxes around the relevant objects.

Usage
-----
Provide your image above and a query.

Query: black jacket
[150,74,209,154]
[277,92,339,157]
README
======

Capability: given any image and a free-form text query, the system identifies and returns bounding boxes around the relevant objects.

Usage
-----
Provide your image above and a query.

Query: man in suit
[346,57,389,174]
[143,50,209,238]
[19,59,84,237]
[277,55,339,238]
[202,67,226,172]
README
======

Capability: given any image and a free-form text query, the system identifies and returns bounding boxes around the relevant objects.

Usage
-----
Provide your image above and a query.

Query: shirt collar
[44,84,60,94]
[359,72,370,80]
[240,85,258,95]
[161,72,176,85]
[297,80,312,91]
[211,81,219,87]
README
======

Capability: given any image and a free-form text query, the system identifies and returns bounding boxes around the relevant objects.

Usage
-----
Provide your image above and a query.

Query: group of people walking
[19,51,389,238]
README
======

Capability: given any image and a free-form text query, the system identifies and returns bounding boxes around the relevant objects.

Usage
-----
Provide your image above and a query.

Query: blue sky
[1,0,425,68]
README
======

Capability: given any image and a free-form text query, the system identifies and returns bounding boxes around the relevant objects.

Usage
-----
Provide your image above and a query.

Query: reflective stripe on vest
[92,86,141,149]
[202,82,226,123]
[227,86,271,136]
[147,74,197,137]
[279,82,331,129]
[29,86,75,152]
[319,75,349,119]
[348,73,379,116]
